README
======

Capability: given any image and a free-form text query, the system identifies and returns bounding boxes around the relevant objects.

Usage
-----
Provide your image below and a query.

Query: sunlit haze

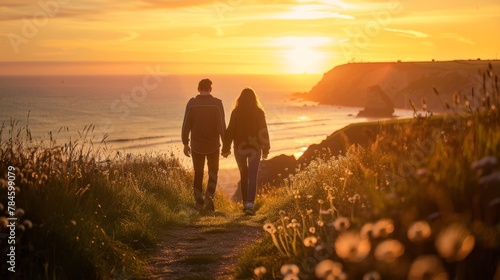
[1,0,499,75]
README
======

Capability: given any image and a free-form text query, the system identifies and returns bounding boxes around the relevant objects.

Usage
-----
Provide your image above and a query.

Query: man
[181,79,226,212]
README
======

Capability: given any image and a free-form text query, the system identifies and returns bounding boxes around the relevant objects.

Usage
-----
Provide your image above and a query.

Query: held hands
[221,151,231,158]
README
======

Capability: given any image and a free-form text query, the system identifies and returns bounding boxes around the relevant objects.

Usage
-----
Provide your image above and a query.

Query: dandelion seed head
[304,236,318,247]
[263,223,277,234]
[283,274,300,280]
[333,217,351,231]
[363,271,382,280]
[408,255,449,280]
[23,219,33,229]
[408,221,432,242]
[374,239,405,263]
[372,219,394,238]
[315,259,343,279]
[335,232,371,262]
[253,266,267,277]
[0,217,8,229]
[360,223,374,239]
[280,264,300,276]
[15,208,25,217]
[435,223,475,262]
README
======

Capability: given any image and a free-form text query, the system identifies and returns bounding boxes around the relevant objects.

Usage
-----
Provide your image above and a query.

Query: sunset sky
[0,0,499,75]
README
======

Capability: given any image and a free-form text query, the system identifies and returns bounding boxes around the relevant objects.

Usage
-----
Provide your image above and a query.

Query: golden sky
[0,0,499,75]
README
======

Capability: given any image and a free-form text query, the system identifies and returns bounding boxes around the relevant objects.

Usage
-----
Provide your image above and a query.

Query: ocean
[0,74,414,169]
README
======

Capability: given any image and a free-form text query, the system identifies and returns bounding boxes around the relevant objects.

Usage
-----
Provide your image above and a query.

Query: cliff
[305,60,500,112]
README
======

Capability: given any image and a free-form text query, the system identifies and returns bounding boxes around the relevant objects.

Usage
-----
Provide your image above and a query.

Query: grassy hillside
[236,80,500,279]
[0,123,232,279]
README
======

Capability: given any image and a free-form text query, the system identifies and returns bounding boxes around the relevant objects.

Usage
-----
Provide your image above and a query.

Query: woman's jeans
[235,147,261,206]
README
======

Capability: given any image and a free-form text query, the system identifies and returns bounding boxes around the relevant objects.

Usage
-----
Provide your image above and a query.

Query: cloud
[384,28,429,38]
[440,33,475,45]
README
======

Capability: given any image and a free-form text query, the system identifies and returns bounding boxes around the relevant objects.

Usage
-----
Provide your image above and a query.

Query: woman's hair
[234,87,264,112]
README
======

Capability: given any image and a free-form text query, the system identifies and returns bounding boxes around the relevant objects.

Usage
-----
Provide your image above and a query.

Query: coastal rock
[357,85,395,118]
[306,60,500,113]
[257,154,297,186]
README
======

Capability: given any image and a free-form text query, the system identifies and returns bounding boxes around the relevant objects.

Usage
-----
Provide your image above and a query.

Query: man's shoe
[195,202,205,211]
[244,208,256,216]
[204,196,215,212]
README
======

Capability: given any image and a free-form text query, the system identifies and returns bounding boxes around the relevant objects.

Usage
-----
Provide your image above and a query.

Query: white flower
[335,231,371,262]
[435,223,475,262]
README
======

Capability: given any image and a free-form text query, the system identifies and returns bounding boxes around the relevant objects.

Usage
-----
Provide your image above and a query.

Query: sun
[273,36,331,74]
[284,47,325,74]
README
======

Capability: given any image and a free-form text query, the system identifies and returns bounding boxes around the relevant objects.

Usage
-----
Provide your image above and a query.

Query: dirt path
[144,212,264,280]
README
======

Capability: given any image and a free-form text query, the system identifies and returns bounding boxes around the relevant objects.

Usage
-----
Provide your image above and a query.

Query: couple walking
[181,79,270,216]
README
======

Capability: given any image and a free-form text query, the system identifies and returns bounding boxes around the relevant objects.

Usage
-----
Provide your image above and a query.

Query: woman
[222,88,270,216]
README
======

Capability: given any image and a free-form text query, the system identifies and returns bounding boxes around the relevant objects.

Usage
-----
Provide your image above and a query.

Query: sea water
[0,74,414,169]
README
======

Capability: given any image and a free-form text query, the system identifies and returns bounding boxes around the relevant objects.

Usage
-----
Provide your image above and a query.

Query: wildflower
[317,220,325,227]
[279,210,286,216]
[0,217,8,229]
[408,255,449,280]
[363,271,381,280]
[372,218,394,238]
[17,224,26,232]
[470,156,498,171]
[283,274,299,280]
[435,223,475,262]
[374,239,405,263]
[23,219,33,229]
[333,217,350,231]
[309,227,316,234]
[304,236,318,247]
[478,172,500,185]
[253,266,267,277]
[306,209,313,215]
[318,199,325,205]
[335,231,371,262]
[315,259,343,280]
[15,208,25,217]
[407,221,432,242]
[263,223,277,234]
[360,223,374,239]
[280,264,300,276]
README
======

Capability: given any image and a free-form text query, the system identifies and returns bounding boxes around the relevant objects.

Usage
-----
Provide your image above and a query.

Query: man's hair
[198,79,212,91]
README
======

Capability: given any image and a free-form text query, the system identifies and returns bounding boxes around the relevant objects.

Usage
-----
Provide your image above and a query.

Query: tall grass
[238,65,500,279]
[0,122,199,279]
